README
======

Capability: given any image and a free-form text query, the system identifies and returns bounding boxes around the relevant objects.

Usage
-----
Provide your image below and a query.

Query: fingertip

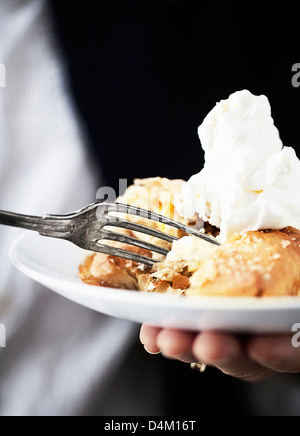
[143,345,161,355]
[192,331,240,364]
[139,324,160,344]
[247,335,290,364]
[156,329,195,357]
[139,324,162,354]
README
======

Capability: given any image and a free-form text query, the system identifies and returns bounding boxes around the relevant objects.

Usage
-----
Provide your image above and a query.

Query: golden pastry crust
[79,239,152,290]
[187,227,300,297]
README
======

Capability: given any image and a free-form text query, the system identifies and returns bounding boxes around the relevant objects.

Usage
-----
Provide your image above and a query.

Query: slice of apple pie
[79,178,300,297]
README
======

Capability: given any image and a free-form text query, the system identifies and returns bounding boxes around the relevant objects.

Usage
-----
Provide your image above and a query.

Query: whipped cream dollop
[178,90,300,242]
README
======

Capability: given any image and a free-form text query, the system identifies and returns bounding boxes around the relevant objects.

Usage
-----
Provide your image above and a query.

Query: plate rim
[9,232,300,313]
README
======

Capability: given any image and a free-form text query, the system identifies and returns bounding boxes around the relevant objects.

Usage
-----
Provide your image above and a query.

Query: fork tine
[104,217,177,244]
[101,202,220,246]
[101,231,169,256]
[81,241,157,267]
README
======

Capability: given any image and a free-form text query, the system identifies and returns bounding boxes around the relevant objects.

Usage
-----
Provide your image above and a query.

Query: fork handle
[0,210,73,238]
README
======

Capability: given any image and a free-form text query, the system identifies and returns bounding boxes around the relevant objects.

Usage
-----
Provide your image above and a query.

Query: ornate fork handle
[0,210,73,238]
[0,203,220,266]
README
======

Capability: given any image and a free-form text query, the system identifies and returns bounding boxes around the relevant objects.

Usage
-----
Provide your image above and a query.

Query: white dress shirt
[0,0,141,416]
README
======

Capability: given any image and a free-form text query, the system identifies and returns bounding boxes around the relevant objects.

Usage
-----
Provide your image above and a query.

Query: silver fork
[0,202,220,267]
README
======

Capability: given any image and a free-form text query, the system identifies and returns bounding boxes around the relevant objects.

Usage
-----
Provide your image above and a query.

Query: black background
[50,0,300,191]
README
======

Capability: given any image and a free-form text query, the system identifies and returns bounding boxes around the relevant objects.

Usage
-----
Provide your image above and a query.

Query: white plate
[9,232,300,334]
